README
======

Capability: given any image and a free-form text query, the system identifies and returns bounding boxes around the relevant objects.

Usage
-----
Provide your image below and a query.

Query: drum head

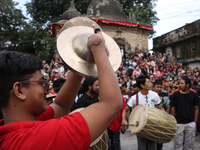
[129,105,148,134]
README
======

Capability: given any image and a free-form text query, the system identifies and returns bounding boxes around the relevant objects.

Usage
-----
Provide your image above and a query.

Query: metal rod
[128,121,139,127]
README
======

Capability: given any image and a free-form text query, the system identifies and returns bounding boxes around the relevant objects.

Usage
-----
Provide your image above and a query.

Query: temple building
[51,0,152,53]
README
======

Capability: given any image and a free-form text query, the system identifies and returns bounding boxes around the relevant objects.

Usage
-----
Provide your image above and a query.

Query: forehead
[30,70,44,80]
[145,78,150,83]
[155,84,162,87]
[180,79,185,83]
[93,80,98,85]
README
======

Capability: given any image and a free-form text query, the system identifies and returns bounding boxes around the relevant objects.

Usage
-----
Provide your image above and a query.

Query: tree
[119,0,159,38]
[18,21,55,60]
[0,0,26,51]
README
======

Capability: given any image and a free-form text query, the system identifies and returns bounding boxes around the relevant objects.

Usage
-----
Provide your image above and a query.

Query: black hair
[181,76,191,88]
[153,79,163,86]
[136,75,150,89]
[53,78,66,93]
[132,83,138,88]
[0,50,43,108]
[79,76,98,94]
[122,83,127,88]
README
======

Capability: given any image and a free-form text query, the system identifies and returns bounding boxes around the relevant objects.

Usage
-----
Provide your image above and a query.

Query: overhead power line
[156,0,199,9]
[160,9,200,20]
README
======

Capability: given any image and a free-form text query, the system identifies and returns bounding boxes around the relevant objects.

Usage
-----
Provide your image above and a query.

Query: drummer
[0,25,122,149]
[122,75,163,150]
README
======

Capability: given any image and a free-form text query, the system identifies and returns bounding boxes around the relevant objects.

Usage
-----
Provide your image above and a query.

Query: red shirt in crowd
[0,106,91,150]
[108,96,126,133]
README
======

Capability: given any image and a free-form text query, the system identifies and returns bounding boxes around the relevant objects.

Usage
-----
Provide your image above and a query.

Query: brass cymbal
[57,18,121,76]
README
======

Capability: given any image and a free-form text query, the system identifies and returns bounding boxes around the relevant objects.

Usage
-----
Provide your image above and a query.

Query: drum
[70,108,108,149]
[89,130,108,150]
[129,105,177,143]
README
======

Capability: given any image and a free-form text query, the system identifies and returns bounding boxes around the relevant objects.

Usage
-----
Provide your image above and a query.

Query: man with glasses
[0,25,122,149]
[122,75,162,150]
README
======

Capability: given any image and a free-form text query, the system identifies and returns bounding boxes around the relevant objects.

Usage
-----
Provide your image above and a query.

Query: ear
[140,84,145,89]
[88,85,92,90]
[12,82,26,100]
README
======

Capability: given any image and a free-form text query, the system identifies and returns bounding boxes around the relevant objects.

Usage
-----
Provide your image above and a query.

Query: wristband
[94,28,101,33]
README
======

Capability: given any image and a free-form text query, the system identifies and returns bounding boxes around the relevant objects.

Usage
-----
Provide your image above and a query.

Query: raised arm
[50,72,83,118]
[79,25,122,142]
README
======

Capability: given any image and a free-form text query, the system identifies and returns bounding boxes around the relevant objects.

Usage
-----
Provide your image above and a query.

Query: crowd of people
[37,44,200,150]
[1,33,200,150]
[39,44,200,105]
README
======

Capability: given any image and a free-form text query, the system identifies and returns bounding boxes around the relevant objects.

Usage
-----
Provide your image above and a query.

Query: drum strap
[136,93,139,105]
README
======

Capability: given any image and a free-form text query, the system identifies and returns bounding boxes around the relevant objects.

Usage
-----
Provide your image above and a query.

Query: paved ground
[120,131,200,150]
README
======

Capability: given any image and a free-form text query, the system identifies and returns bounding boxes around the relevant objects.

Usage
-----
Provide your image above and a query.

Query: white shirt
[127,90,161,108]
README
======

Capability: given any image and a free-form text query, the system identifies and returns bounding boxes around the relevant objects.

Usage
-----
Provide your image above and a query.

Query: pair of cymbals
[57,17,121,76]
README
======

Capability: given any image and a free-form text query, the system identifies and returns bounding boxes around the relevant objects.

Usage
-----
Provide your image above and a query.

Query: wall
[98,22,150,51]
[153,19,200,61]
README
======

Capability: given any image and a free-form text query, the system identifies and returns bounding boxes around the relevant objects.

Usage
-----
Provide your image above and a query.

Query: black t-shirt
[171,90,200,124]
[0,110,3,120]
[76,93,99,108]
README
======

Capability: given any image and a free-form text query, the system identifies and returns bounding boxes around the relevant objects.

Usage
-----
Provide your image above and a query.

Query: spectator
[126,44,135,58]
[108,96,126,150]
[51,63,61,77]
[130,83,140,96]
[153,79,170,113]
[132,65,141,76]
[52,70,62,81]
[166,51,172,63]
[121,83,132,103]
[155,66,162,79]
[171,76,199,150]
[76,76,99,109]
[147,65,155,75]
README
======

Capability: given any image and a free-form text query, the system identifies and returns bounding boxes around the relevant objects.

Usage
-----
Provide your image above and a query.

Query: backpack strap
[136,93,139,105]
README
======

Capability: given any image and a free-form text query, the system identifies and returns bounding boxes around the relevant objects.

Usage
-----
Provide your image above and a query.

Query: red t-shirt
[0,106,91,150]
[108,96,126,133]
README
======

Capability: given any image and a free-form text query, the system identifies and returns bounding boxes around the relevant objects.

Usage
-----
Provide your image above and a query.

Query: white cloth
[127,90,161,108]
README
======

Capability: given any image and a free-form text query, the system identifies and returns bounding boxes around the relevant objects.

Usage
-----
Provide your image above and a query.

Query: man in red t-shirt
[108,96,126,150]
[0,25,122,150]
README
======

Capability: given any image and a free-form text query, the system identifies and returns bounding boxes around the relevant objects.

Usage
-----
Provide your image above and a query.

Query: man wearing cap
[76,76,99,108]
[52,70,62,81]
[51,63,61,76]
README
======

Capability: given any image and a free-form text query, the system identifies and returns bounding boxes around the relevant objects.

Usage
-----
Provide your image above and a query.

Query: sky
[15,0,200,50]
